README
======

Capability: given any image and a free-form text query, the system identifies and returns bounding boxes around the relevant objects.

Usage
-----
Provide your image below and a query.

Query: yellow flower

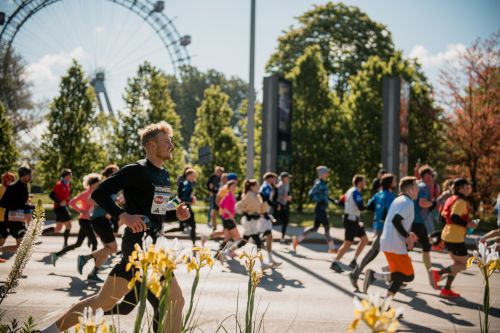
[467,242,500,277]
[349,294,402,333]
[251,270,263,288]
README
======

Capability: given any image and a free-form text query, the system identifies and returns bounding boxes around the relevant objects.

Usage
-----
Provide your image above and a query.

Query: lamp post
[246,0,256,179]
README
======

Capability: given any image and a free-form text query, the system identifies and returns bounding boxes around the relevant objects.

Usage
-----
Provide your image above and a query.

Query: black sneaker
[87,272,104,283]
[77,255,89,275]
[330,261,344,273]
[349,259,357,269]
[363,269,375,293]
[349,272,359,291]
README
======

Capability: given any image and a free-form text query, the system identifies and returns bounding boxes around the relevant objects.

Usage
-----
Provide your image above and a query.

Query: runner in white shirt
[363,177,419,301]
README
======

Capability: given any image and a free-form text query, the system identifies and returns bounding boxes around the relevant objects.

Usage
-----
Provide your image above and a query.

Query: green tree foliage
[38,60,105,190]
[286,45,346,210]
[266,2,394,99]
[0,101,18,174]
[237,99,262,180]
[167,66,248,147]
[190,85,242,194]
[0,48,36,134]
[113,62,184,177]
[343,52,444,181]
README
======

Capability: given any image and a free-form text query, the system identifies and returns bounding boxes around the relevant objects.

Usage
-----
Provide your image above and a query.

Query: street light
[246,0,256,179]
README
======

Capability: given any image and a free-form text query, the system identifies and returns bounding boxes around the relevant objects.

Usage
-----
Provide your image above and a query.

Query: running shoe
[0,258,6,263]
[431,244,445,252]
[271,260,282,267]
[430,269,441,290]
[330,261,344,273]
[363,269,375,293]
[279,238,287,244]
[349,259,357,269]
[349,272,359,291]
[440,288,460,298]
[77,255,89,275]
[50,253,59,267]
[87,272,104,283]
[292,236,299,252]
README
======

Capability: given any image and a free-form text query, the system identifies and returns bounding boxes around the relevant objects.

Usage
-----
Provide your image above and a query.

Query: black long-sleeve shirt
[91,159,178,229]
[0,180,31,216]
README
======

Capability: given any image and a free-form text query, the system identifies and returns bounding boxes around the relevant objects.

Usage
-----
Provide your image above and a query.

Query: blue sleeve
[180,181,193,203]
[259,184,271,201]
[353,190,365,210]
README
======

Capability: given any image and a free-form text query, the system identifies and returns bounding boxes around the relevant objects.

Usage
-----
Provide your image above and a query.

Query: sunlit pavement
[1,233,499,332]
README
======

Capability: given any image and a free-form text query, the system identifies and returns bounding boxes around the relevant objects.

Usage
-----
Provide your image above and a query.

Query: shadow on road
[260,268,304,292]
[439,297,500,318]
[398,288,474,327]
[273,251,355,297]
[48,272,100,300]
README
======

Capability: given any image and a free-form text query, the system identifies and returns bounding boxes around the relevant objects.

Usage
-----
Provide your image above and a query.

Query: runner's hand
[406,232,418,250]
[176,203,190,221]
[119,212,146,233]
[60,200,67,206]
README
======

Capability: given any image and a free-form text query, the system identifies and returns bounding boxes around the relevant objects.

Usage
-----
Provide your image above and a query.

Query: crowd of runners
[0,120,499,333]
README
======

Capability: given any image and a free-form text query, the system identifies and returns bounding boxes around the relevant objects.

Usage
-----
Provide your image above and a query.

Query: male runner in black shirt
[41,121,190,333]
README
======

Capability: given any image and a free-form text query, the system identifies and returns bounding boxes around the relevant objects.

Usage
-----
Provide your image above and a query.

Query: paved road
[1,231,499,332]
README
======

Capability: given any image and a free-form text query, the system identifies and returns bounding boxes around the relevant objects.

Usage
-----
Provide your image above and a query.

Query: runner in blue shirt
[349,173,396,290]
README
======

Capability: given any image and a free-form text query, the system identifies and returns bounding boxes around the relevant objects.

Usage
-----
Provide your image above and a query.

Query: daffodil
[349,293,402,333]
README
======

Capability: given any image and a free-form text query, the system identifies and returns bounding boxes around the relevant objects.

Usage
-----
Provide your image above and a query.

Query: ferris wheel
[0,0,191,115]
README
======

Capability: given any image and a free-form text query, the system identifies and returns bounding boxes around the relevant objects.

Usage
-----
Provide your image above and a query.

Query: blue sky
[1,0,499,113]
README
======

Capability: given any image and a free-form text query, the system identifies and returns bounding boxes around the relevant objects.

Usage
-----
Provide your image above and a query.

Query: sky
[1,0,499,117]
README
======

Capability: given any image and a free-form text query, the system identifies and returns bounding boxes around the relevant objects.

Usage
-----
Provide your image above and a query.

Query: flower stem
[183,271,200,331]
[134,266,149,333]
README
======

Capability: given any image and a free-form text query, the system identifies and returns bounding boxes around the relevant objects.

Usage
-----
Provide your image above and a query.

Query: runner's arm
[391,214,409,238]
[450,214,468,227]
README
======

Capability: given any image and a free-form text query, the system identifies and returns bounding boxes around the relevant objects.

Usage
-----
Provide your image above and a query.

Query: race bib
[8,209,26,222]
[151,185,171,215]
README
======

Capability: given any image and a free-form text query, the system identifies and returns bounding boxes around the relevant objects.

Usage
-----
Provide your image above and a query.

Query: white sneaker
[271,260,282,267]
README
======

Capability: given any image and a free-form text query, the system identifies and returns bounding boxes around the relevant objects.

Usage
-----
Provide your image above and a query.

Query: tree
[0,48,36,134]
[237,99,262,179]
[266,2,394,99]
[167,66,248,147]
[343,52,444,183]
[0,101,18,174]
[190,85,242,195]
[286,45,346,210]
[114,62,184,177]
[440,31,500,208]
[38,60,105,190]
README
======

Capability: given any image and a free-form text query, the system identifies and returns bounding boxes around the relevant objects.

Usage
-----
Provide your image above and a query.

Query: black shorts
[445,242,468,256]
[91,216,116,244]
[222,218,236,230]
[0,222,27,239]
[343,215,366,242]
[411,223,431,252]
[54,206,71,222]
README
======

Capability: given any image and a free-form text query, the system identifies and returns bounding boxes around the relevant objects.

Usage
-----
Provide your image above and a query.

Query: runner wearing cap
[430,178,477,298]
[293,166,337,253]
[0,167,33,257]
[276,172,292,243]
[50,169,73,248]
[41,121,190,333]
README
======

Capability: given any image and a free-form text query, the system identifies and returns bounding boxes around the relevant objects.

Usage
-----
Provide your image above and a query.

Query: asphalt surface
[1,226,499,332]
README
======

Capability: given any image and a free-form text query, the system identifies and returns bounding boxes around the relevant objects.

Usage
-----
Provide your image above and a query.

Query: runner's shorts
[411,223,431,252]
[444,241,468,256]
[222,218,237,230]
[241,215,259,236]
[257,216,273,234]
[91,216,116,244]
[343,215,366,241]
[0,222,27,239]
[54,206,71,222]
[384,251,414,276]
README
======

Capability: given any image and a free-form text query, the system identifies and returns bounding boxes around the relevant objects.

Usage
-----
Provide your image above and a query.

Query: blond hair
[138,121,173,146]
